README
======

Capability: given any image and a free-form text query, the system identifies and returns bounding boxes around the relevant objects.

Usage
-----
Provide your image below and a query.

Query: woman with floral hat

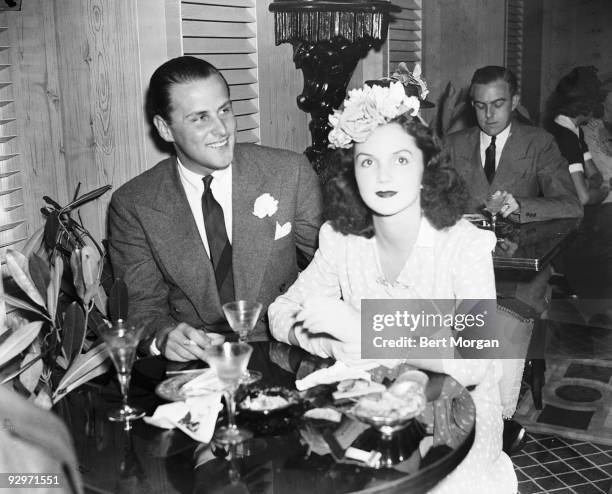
[269,72,517,492]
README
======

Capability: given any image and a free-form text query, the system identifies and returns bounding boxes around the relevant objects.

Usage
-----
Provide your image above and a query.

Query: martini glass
[484,192,505,234]
[203,342,254,445]
[222,301,263,384]
[101,320,146,426]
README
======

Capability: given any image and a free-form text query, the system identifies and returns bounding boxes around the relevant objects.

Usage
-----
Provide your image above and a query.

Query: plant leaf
[29,254,51,304]
[80,246,101,305]
[53,342,109,402]
[43,211,61,252]
[93,287,108,318]
[46,256,63,321]
[21,226,45,261]
[19,340,43,393]
[87,310,109,339]
[109,279,128,322]
[0,293,49,320]
[53,360,110,405]
[0,321,44,367]
[70,249,86,300]
[6,250,47,308]
[62,302,86,365]
[61,185,112,214]
[0,272,6,337]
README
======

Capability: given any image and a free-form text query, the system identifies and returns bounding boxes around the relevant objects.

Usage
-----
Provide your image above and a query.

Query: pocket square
[274,221,292,240]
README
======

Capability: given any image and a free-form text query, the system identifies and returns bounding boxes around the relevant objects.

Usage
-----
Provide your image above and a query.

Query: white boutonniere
[252,193,278,219]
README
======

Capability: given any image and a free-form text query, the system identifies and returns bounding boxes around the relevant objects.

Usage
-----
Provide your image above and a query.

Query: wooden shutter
[0,13,25,263]
[181,0,260,143]
[505,0,524,89]
[387,0,422,74]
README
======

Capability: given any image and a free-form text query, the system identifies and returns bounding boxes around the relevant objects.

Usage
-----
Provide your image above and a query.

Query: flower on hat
[391,62,429,101]
[328,81,421,149]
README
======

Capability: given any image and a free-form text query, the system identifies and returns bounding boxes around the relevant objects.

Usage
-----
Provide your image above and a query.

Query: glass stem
[224,388,237,430]
[118,371,131,409]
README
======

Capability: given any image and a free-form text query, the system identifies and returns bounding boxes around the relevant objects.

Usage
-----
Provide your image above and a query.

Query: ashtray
[236,386,304,434]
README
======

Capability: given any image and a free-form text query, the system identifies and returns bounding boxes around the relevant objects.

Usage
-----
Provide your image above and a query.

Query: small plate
[156,370,222,402]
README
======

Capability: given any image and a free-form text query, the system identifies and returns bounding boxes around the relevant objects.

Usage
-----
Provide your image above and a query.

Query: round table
[57,341,475,494]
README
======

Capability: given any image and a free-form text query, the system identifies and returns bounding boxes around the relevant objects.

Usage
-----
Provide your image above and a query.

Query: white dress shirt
[479,124,512,172]
[176,159,233,257]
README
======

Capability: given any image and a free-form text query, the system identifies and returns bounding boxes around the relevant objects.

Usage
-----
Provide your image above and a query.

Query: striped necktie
[202,175,234,305]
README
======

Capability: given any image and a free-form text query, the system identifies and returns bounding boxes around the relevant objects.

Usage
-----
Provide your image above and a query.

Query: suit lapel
[136,158,220,323]
[231,145,276,302]
[492,122,527,188]
[457,128,490,202]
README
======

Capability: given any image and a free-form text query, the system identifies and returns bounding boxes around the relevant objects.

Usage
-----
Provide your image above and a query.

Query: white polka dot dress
[269,218,517,493]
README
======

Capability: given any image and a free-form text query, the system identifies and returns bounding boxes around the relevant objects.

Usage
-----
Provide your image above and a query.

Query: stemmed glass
[203,342,254,445]
[484,192,505,234]
[100,320,146,426]
[222,300,263,384]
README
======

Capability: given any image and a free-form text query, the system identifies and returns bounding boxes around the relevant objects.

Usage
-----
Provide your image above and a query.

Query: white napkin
[295,361,378,391]
[181,369,226,396]
[144,393,223,443]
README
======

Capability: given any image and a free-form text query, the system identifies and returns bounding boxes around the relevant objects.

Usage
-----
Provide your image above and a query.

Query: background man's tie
[484,135,497,183]
[202,175,235,305]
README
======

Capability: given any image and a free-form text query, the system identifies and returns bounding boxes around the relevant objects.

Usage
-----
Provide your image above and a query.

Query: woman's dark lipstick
[376,191,397,198]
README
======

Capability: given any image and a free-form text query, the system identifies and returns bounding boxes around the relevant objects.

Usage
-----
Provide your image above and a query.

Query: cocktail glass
[203,342,254,445]
[222,301,263,384]
[101,320,146,427]
[484,192,505,234]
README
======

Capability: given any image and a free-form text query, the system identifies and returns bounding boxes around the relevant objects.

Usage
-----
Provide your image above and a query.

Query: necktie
[484,135,496,183]
[202,175,235,305]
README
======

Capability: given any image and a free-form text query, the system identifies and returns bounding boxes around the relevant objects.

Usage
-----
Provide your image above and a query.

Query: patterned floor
[514,429,612,493]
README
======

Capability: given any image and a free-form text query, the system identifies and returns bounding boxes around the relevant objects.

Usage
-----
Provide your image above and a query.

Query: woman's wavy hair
[322,113,469,237]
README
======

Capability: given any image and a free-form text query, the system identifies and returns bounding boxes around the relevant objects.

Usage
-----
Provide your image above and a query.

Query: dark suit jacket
[109,143,323,349]
[444,121,583,222]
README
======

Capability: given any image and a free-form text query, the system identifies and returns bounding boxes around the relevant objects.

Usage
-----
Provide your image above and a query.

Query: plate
[156,370,222,402]
[237,386,302,415]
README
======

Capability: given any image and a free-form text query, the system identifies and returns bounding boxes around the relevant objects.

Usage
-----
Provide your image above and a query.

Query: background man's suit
[109,143,322,348]
[444,120,583,223]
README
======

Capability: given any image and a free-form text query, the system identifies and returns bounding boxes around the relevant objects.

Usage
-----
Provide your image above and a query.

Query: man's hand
[495,191,520,218]
[160,323,213,361]
[295,297,360,342]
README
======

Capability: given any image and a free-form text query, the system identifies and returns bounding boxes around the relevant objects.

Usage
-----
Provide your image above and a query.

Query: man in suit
[444,65,582,224]
[444,66,583,454]
[109,56,322,361]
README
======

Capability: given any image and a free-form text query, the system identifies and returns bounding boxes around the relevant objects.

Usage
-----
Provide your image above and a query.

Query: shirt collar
[554,114,580,137]
[176,157,232,191]
[480,122,512,149]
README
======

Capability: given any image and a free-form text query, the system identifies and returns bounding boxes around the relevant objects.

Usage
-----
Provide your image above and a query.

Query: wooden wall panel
[423,0,506,111]
[53,0,147,242]
[540,0,612,116]
[6,0,65,245]
[256,0,310,153]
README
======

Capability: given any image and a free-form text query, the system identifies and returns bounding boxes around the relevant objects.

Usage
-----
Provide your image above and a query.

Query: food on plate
[332,379,386,400]
[241,393,291,411]
[303,407,342,423]
[353,390,425,421]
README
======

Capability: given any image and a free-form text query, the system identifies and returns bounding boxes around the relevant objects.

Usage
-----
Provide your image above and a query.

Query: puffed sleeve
[269,222,343,357]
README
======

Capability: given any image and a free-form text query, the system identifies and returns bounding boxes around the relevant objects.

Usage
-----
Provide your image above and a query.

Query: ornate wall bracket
[269,1,398,173]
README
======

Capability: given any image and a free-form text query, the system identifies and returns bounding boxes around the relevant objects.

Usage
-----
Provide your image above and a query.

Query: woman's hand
[295,297,360,343]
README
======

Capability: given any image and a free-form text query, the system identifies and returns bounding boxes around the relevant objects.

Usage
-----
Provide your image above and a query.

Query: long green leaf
[61,185,112,214]
[19,340,43,393]
[62,302,86,365]
[0,321,44,367]
[53,342,109,400]
[29,254,51,304]
[6,250,47,308]
[46,256,63,321]
[0,272,6,337]
[21,226,45,261]
[0,293,50,321]
[52,360,110,404]
[70,249,85,300]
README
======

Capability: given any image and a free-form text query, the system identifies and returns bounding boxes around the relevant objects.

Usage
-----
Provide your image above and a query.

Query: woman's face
[353,122,424,217]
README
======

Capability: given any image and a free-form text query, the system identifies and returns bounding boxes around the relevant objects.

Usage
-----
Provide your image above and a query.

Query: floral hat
[328,63,430,149]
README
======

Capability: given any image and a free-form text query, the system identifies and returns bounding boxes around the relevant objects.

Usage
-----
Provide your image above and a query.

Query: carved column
[269,1,398,174]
